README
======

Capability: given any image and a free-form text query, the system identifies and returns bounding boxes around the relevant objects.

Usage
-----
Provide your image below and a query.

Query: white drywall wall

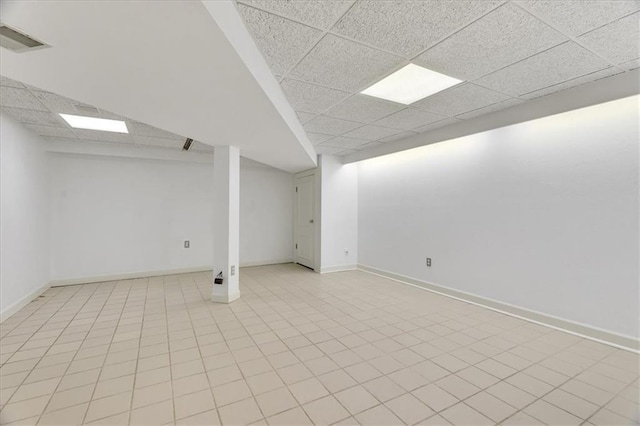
[320,155,358,272]
[0,113,51,318]
[49,152,294,282]
[358,96,639,338]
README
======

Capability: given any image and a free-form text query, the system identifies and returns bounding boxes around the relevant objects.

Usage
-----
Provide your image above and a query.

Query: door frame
[293,168,318,271]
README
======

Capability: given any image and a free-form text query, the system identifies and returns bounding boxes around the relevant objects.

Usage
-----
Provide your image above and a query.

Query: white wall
[240,158,294,266]
[319,155,358,272]
[358,96,639,339]
[0,113,50,318]
[50,152,294,283]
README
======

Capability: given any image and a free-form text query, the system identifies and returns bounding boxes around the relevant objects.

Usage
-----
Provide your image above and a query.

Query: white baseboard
[49,266,212,287]
[0,282,50,323]
[358,264,639,353]
[239,259,293,268]
[320,264,358,274]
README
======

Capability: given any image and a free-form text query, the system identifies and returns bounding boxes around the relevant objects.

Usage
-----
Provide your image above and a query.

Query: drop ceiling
[236,0,640,156]
[0,76,214,154]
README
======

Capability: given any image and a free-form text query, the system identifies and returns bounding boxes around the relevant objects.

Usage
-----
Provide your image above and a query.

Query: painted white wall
[358,96,639,338]
[320,155,358,272]
[50,152,294,283]
[240,158,294,266]
[0,113,50,318]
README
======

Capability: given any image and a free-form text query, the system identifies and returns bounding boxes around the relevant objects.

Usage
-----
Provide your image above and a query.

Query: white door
[294,173,315,269]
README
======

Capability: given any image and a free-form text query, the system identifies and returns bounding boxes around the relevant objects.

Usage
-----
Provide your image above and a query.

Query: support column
[211,145,240,303]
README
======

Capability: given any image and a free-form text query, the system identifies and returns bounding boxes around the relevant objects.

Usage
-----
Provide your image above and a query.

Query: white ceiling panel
[304,115,362,135]
[306,132,334,145]
[0,76,25,88]
[238,0,355,30]
[623,58,640,70]
[320,136,369,149]
[577,12,640,65]
[315,145,348,155]
[31,91,124,119]
[2,108,66,127]
[281,78,349,114]
[332,0,503,58]
[411,117,461,134]
[324,94,404,124]
[520,67,623,100]
[133,135,183,149]
[378,131,418,144]
[415,3,566,80]
[474,42,610,96]
[456,98,525,120]
[0,87,47,111]
[237,4,323,76]
[518,0,640,36]
[342,124,400,141]
[296,111,316,123]
[413,83,511,117]
[73,129,133,144]
[129,121,183,139]
[373,108,446,131]
[23,124,77,138]
[288,34,405,92]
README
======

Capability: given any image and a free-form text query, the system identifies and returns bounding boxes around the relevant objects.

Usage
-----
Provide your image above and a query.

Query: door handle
[309,219,314,223]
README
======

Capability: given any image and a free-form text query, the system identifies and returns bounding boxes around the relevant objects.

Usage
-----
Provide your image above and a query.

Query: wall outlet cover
[184,240,190,248]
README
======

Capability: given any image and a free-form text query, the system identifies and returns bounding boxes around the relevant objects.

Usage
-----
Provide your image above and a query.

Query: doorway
[294,171,315,269]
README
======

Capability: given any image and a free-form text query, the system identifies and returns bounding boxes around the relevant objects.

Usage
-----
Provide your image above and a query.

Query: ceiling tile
[320,136,368,149]
[297,111,316,123]
[324,94,404,124]
[372,108,447,131]
[474,41,610,96]
[378,131,418,144]
[622,58,640,70]
[133,135,183,149]
[332,0,502,58]
[342,124,400,141]
[304,115,362,135]
[1,87,47,111]
[358,141,385,151]
[415,3,566,80]
[412,83,511,116]
[315,145,347,155]
[238,4,323,76]
[129,121,183,139]
[74,129,132,144]
[306,131,334,145]
[289,34,405,92]
[517,0,640,36]
[456,98,525,120]
[412,117,461,134]
[0,75,25,88]
[1,107,65,127]
[24,124,77,138]
[31,91,90,115]
[281,79,349,114]
[577,12,640,65]
[237,0,355,30]
[520,67,623,100]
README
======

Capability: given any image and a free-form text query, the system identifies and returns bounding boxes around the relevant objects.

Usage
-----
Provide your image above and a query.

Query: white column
[211,145,240,303]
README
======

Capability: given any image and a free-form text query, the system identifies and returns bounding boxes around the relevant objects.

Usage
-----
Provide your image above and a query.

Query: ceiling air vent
[183,138,193,151]
[0,24,47,52]
[73,104,100,116]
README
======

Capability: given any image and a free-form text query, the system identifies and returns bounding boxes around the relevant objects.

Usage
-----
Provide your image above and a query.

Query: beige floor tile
[0,395,50,424]
[288,377,329,405]
[9,377,60,403]
[334,385,378,415]
[45,384,95,413]
[543,388,599,419]
[412,383,459,412]
[317,369,357,393]
[218,397,263,425]
[175,408,221,425]
[355,405,403,425]
[132,380,172,409]
[524,399,582,425]
[84,391,132,423]
[92,374,135,400]
[362,376,405,403]
[302,395,350,425]
[486,381,536,409]
[135,366,171,389]
[276,363,313,385]
[175,389,215,420]
[38,402,88,425]
[344,362,382,383]
[246,371,285,395]
[173,372,210,398]
[385,393,434,424]
[265,406,313,425]
[213,379,252,407]
[435,374,480,400]
[500,411,542,425]
[129,399,174,425]
[255,387,298,418]
[440,402,494,426]
[465,391,518,423]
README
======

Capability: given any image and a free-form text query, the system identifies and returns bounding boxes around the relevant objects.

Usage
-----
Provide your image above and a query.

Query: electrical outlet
[184,240,190,248]
[426,258,432,267]
[231,265,235,276]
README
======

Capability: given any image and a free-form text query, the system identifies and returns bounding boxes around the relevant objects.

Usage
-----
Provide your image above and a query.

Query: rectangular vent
[183,138,193,151]
[73,104,100,116]
[0,24,47,52]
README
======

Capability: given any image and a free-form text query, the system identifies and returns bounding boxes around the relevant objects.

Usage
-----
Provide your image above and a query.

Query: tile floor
[0,264,638,425]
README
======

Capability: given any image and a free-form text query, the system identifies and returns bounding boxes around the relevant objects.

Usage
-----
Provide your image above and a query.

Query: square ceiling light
[59,113,128,133]
[361,63,462,105]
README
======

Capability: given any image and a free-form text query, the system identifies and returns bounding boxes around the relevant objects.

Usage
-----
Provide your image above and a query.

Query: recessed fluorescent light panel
[59,114,128,133]
[361,63,462,105]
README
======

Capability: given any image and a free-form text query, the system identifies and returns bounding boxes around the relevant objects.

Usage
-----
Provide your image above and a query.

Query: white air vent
[0,23,48,52]
[73,104,100,116]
